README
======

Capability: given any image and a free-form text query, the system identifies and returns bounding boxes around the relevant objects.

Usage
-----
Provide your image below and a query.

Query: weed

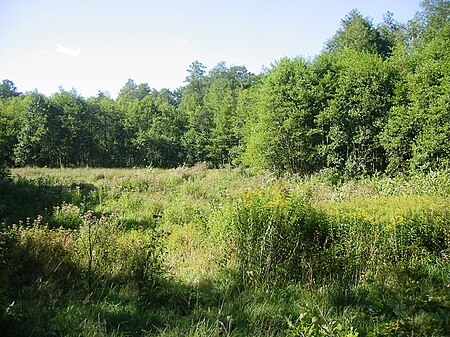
[1,167,449,336]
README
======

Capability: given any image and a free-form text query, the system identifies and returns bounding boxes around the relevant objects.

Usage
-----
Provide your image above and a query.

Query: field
[1,166,449,336]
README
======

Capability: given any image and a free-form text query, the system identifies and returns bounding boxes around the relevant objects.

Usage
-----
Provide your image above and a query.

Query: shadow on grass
[0,176,249,336]
[1,267,252,337]
[0,177,98,227]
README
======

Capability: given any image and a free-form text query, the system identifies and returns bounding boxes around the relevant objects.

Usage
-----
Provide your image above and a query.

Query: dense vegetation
[1,1,449,176]
[0,166,449,336]
[1,1,449,336]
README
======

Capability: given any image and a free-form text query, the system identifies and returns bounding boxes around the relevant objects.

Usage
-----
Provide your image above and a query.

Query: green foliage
[13,93,52,166]
[233,183,329,285]
[120,90,184,167]
[1,2,449,175]
[206,63,256,167]
[407,0,450,46]
[1,210,164,336]
[326,9,388,56]
[178,61,258,167]
[243,58,323,174]
[237,82,265,170]
[0,80,20,99]
[86,93,125,167]
[1,168,449,336]
[383,23,450,173]
[1,2,450,333]
[322,195,450,285]
[76,210,164,286]
[49,203,83,229]
[318,50,393,176]
[0,94,26,168]
[286,311,359,337]
[205,69,239,166]
[0,162,10,180]
[179,61,211,165]
[117,79,150,102]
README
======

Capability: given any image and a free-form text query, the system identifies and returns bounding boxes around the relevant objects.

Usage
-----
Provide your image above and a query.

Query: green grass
[1,166,449,336]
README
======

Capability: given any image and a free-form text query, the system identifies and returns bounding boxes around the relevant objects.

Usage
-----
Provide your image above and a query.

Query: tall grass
[232,182,329,285]
[231,176,450,335]
[1,167,449,336]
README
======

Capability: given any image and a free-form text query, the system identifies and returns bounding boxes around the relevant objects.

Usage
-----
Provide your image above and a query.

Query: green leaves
[241,50,393,177]
[242,57,322,174]
[1,2,449,175]
[233,184,329,285]
[13,93,52,167]
[383,23,450,173]
[0,80,20,99]
[318,50,393,176]
[326,9,389,57]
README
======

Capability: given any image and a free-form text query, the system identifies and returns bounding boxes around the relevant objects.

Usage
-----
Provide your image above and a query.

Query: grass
[0,166,449,336]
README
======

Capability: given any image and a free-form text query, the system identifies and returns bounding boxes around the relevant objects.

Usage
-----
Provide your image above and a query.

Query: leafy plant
[233,183,329,285]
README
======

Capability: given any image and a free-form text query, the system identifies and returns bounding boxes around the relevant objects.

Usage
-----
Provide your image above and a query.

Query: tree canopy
[1,0,448,176]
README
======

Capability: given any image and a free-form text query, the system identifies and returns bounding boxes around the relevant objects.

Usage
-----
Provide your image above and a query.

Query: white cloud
[56,44,81,56]
[172,37,188,47]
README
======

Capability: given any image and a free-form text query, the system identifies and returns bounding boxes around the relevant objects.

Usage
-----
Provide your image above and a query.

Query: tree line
[1,0,448,176]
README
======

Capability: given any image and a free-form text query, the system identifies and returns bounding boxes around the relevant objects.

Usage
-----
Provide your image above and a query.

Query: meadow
[0,166,449,336]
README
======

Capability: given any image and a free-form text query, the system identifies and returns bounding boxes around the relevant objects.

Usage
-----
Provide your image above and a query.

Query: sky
[0,0,422,98]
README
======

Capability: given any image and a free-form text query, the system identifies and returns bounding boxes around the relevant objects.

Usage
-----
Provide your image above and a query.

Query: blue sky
[0,0,421,98]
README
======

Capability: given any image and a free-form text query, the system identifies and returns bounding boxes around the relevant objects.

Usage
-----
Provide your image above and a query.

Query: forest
[0,1,449,336]
[0,1,449,177]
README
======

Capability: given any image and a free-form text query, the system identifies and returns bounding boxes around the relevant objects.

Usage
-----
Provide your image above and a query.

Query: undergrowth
[0,166,449,336]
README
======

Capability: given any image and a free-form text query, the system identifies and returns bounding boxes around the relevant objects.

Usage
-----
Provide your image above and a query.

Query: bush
[323,195,450,283]
[8,223,78,286]
[233,183,450,288]
[1,210,165,333]
[233,183,330,286]
[74,210,164,287]
[49,203,83,229]
[0,164,10,180]
[0,226,18,327]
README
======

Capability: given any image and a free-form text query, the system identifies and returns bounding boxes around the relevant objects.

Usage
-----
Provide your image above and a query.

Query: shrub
[233,184,450,288]
[0,164,10,181]
[8,224,78,287]
[74,210,164,288]
[49,203,83,229]
[286,311,359,337]
[323,195,450,283]
[233,183,330,286]
[0,226,18,327]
